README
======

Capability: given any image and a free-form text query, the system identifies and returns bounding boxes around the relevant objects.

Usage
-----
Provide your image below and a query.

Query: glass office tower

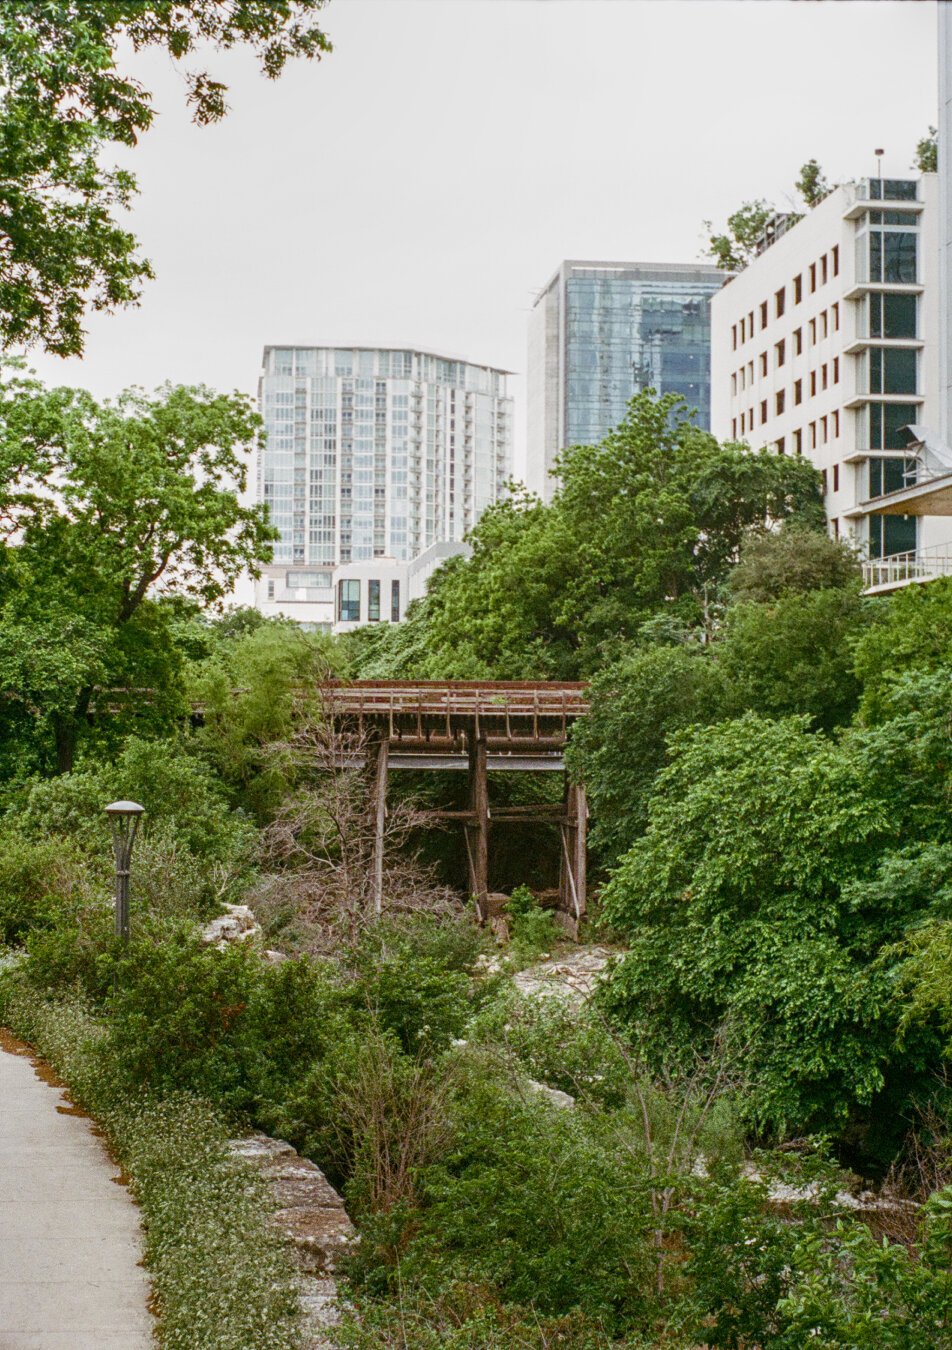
[257,346,512,569]
[527,260,724,499]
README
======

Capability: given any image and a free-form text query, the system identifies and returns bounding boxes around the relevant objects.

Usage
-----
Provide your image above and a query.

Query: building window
[794,274,803,304]
[775,390,786,415]
[337,578,360,623]
[868,510,917,559]
[821,415,828,443]
[793,327,803,355]
[794,379,803,405]
[732,324,738,350]
[810,371,817,396]
[732,417,737,438]
[740,317,746,343]
[869,228,918,283]
[868,291,917,339]
[760,399,768,424]
[867,346,918,395]
[833,463,839,492]
[821,364,828,391]
[731,373,737,395]
[832,516,839,538]
[865,402,920,450]
[793,428,802,456]
[821,467,828,493]
[810,421,817,449]
[776,437,785,455]
[748,361,754,382]
[776,339,786,367]
[391,580,400,622]
[740,412,746,434]
[810,262,817,292]
[775,287,786,318]
[833,357,839,383]
[832,302,840,331]
[759,351,768,377]
[832,245,839,277]
[368,578,381,622]
[267,580,275,600]
[821,310,829,338]
[821,254,828,285]
[760,301,768,329]
[809,317,816,344]
[749,310,754,336]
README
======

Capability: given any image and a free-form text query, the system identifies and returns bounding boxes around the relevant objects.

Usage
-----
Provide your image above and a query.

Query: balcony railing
[862,546,952,593]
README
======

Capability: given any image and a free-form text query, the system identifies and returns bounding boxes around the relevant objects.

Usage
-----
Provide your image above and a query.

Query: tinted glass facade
[563,266,723,447]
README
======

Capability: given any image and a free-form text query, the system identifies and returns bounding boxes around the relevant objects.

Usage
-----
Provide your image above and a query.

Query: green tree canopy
[0,372,276,771]
[372,393,825,681]
[0,1,331,355]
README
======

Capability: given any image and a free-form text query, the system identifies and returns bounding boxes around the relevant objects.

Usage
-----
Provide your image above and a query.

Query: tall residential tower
[526,260,724,500]
[255,345,512,627]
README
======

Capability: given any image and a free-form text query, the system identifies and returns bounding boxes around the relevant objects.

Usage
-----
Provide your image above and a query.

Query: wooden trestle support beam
[324,681,590,928]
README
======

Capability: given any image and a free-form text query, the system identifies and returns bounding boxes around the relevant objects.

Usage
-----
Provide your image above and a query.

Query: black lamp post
[104,800,145,943]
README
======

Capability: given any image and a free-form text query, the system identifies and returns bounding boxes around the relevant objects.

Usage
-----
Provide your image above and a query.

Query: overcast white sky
[24,0,939,483]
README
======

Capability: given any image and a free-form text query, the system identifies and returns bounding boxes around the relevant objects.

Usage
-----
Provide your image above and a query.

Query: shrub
[506,884,559,963]
[0,828,107,944]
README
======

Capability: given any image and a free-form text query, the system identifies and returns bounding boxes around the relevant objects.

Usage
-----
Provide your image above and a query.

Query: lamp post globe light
[104,801,145,943]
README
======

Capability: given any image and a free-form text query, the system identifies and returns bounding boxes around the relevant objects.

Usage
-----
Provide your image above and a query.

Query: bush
[0,980,304,1350]
[506,884,559,963]
[343,914,491,1055]
[0,828,107,944]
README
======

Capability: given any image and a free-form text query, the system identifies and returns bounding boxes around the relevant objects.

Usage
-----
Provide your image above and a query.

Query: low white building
[711,172,952,592]
[254,540,470,634]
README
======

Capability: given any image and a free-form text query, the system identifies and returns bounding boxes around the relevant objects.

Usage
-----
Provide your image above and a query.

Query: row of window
[731,305,842,391]
[736,409,842,452]
[732,248,841,349]
[733,363,844,434]
[337,579,401,624]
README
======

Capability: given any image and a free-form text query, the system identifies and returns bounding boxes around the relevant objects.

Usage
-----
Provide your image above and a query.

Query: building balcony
[863,545,952,595]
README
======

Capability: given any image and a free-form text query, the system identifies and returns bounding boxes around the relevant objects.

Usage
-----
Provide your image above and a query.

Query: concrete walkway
[0,1035,153,1349]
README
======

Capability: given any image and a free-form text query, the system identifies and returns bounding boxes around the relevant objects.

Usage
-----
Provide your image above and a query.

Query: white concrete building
[710,174,952,592]
[254,345,511,626]
[254,540,470,634]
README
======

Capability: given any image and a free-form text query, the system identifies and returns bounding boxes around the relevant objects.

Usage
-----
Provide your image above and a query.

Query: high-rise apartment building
[710,174,952,592]
[255,346,512,626]
[527,260,725,500]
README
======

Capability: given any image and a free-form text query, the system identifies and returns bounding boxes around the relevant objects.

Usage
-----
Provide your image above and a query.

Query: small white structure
[253,540,471,634]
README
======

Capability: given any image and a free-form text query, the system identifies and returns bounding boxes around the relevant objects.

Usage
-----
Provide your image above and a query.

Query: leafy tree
[703,200,775,272]
[853,577,952,723]
[600,715,901,1137]
[915,127,939,174]
[409,394,824,680]
[703,160,831,271]
[716,586,867,732]
[728,524,860,604]
[0,1,331,355]
[568,642,731,865]
[795,158,830,207]
[0,372,276,771]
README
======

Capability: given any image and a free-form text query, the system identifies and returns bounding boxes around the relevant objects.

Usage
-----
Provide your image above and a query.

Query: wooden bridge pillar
[559,780,588,926]
[466,732,489,921]
[370,735,389,917]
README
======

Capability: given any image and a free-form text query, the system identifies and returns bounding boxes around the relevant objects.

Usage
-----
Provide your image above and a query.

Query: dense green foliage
[7,383,952,1344]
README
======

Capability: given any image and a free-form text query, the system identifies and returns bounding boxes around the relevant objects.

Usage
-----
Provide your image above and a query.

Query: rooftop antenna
[875,147,885,182]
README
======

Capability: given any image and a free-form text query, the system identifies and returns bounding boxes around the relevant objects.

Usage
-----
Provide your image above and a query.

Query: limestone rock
[200,903,261,949]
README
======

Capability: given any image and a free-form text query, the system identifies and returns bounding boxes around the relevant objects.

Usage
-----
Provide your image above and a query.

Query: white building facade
[254,346,511,628]
[711,175,950,591]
